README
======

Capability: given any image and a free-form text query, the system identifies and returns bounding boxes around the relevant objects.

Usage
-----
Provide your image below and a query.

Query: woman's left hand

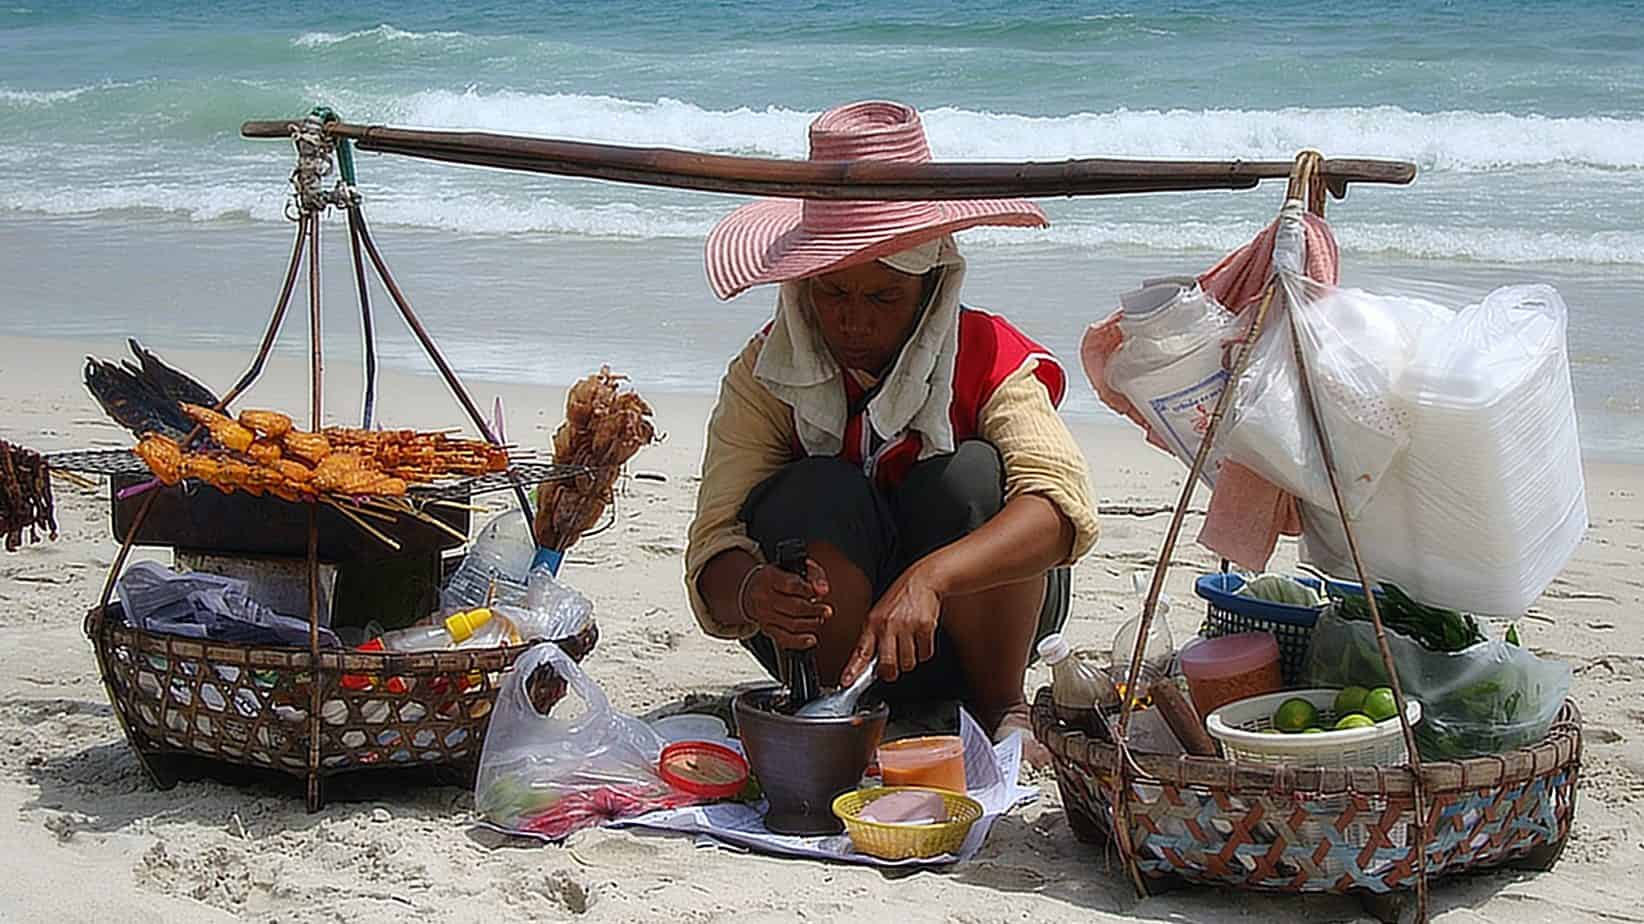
[842,565,943,685]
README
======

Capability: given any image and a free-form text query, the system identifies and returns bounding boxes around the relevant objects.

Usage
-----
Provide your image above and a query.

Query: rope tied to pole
[286,109,361,221]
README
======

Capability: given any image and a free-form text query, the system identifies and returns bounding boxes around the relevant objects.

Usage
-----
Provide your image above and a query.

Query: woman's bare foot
[993,704,1051,769]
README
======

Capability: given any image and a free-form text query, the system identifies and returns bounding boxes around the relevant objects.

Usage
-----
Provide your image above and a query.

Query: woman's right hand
[741,560,832,649]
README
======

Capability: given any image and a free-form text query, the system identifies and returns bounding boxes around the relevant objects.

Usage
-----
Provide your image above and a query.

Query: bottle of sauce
[1037,632,1118,739]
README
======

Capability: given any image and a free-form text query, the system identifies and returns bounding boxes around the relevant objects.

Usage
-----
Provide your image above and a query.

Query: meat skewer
[535,366,657,553]
[0,440,58,552]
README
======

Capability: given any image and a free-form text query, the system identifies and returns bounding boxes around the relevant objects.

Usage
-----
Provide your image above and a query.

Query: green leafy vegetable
[1325,582,1485,653]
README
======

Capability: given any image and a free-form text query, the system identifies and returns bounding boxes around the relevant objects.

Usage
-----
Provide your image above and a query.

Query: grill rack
[47,448,588,502]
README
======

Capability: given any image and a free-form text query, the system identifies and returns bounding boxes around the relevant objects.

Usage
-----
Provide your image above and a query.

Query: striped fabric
[705,101,1047,300]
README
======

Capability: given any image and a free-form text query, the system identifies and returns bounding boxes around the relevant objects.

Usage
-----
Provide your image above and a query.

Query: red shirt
[777,307,1065,489]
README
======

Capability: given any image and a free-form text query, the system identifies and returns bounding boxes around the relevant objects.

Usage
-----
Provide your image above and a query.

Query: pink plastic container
[1178,632,1283,718]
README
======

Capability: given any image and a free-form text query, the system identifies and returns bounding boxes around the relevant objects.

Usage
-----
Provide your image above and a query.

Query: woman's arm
[919,491,1074,597]
[696,547,832,649]
[841,491,1072,682]
[684,337,801,638]
[841,361,1097,682]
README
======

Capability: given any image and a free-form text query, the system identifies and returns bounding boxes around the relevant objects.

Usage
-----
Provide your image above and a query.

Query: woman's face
[806,260,930,373]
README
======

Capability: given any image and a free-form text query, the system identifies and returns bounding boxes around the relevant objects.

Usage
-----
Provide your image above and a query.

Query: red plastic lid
[659,741,749,800]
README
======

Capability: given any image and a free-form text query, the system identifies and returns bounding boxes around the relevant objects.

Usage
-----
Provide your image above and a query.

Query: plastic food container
[650,713,731,743]
[658,740,749,800]
[877,736,966,793]
[1178,632,1282,719]
[1205,688,1421,768]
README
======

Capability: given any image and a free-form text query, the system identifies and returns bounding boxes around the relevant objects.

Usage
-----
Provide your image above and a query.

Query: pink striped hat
[705,101,1048,300]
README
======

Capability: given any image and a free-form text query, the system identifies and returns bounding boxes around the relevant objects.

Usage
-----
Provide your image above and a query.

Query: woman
[684,101,1098,756]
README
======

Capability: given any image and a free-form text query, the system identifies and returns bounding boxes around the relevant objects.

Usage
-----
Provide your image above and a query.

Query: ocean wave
[965,222,1644,266]
[293,24,472,48]
[377,89,1644,172]
[0,86,96,105]
[6,79,1643,174]
[8,176,1640,266]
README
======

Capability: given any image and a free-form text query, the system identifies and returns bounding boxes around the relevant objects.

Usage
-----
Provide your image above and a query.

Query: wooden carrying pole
[1108,151,1433,920]
[241,119,1414,201]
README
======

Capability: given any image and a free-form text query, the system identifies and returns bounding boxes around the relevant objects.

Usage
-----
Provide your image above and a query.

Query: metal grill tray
[46,448,587,500]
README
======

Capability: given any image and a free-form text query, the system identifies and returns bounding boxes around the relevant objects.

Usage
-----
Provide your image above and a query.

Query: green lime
[1272,697,1319,733]
[1333,686,1369,716]
[1364,688,1399,722]
[1302,727,1325,734]
[1334,713,1375,730]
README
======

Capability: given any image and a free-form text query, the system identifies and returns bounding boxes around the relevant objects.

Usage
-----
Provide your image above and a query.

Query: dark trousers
[738,440,1071,706]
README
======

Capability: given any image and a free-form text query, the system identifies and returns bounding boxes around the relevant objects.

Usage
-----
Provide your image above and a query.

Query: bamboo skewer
[322,497,402,551]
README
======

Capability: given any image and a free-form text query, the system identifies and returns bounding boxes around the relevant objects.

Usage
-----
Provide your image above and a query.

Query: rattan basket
[1031,687,1580,920]
[85,602,597,808]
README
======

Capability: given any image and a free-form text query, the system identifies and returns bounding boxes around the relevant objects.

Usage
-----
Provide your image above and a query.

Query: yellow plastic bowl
[831,786,984,860]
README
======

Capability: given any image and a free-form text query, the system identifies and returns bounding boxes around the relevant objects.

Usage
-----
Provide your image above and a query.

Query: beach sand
[2,333,1640,923]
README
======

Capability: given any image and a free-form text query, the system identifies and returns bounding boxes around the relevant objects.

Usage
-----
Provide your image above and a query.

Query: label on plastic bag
[1146,369,1229,480]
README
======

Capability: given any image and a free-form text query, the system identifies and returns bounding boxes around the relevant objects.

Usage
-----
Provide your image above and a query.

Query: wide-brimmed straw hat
[704,100,1048,300]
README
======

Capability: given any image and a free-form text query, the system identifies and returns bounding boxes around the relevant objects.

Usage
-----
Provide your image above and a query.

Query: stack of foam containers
[1300,284,1587,616]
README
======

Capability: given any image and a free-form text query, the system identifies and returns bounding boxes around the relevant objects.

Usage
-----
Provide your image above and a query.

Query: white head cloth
[752,234,967,460]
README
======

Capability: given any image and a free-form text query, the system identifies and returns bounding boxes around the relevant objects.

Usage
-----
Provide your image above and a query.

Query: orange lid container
[876,735,966,794]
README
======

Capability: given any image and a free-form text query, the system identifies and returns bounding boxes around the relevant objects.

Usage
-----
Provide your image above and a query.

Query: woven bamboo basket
[85,602,597,793]
[1032,688,1581,913]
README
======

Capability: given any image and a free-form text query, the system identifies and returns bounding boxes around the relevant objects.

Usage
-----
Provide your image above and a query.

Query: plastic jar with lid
[1178,632,1283,718]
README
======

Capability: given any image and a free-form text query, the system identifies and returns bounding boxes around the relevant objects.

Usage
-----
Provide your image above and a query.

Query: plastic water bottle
[1110,572,1177,699]
[359,608,512,653]
[442,511,536,611]
[1038,633,1118,738]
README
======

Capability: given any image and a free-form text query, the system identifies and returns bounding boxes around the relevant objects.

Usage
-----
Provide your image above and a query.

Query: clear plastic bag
[476,642,689,838]
[1222,274,1449,516]
[1304,605,1571,761]
[1299,284,1586,615]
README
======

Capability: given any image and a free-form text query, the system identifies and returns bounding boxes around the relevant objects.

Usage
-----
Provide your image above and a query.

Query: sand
[2,333,1641,923]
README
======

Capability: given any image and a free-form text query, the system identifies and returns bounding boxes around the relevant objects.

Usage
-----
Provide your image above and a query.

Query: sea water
[2,0,1639,457]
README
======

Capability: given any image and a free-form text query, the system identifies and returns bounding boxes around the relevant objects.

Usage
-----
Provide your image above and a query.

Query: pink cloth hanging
[1079,212,1340,570]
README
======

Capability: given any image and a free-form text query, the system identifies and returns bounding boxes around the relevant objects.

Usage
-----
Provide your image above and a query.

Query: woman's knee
[738,456,892,585]
[895,440,1005,561]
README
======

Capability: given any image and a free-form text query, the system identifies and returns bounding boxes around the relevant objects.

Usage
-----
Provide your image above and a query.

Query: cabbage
[1238,574,1323,608]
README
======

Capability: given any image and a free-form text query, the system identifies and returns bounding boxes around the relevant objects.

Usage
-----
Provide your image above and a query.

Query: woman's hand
[740,559,832,650]
[842,565,942,685]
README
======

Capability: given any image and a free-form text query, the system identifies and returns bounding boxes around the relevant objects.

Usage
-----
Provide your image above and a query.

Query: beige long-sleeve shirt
[684,335,1099,639]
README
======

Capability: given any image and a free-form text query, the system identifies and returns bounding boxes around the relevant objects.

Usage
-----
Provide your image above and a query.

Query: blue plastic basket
[1194,573,1326,685]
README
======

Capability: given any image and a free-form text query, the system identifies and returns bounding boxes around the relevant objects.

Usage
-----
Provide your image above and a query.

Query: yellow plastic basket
[831,786,983,860]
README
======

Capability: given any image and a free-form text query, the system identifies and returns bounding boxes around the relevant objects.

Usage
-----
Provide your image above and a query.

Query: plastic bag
[475,642,693,839]
[1304,605,1571,760]
[1222,273,1449,516]
[511,566,595,642]
[115,561,338,648]
[1299,284,1586,615]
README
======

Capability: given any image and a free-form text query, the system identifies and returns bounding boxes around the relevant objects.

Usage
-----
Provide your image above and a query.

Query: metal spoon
[795,657,880,719]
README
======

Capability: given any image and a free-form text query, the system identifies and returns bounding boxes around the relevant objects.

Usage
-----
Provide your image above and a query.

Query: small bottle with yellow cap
[362,607,519,653]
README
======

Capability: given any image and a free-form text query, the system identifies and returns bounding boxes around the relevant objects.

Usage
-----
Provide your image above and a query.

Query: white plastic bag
[1300,284,1586,615]
[1222,274,1449,516]
[476,642,684,838]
